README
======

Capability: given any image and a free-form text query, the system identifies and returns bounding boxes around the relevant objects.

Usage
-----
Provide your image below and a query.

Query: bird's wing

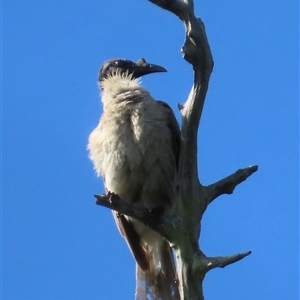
[156,100,181,170]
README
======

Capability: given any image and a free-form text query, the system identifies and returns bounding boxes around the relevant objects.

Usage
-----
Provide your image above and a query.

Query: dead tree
[95,0,257,299]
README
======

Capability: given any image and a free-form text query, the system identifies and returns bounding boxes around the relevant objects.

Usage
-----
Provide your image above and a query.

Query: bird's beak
[130,58,167,78]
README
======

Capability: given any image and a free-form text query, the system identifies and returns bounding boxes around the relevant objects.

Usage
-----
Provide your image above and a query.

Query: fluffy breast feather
[88,75,177,207]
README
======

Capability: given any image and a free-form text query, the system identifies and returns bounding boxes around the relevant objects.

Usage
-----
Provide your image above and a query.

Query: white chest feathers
[88,75,177,207]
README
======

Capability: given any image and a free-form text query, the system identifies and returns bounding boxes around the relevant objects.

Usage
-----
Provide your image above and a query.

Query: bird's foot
[107,192,121,210]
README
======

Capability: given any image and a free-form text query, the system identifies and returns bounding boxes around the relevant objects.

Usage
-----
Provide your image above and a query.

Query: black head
[99,58,167,82]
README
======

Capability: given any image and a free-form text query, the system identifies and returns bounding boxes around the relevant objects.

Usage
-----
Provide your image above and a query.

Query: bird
[88,58,181,300]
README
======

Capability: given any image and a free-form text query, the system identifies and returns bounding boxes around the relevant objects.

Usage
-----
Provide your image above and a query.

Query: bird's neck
[100,75,149,109]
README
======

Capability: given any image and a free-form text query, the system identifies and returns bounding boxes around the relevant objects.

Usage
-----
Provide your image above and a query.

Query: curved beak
[129,58,167,78]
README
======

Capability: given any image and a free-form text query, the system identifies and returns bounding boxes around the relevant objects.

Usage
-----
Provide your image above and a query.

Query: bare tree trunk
[95,0,257,299]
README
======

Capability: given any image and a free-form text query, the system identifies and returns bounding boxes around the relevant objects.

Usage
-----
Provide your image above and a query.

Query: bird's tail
[113,212,179,299]
[135,238,180,300]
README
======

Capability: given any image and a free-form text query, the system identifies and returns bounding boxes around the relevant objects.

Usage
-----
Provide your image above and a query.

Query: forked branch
[206,165,258,204]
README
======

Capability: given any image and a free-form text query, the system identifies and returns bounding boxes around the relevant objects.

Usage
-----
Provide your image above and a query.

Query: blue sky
[3,1,299,299]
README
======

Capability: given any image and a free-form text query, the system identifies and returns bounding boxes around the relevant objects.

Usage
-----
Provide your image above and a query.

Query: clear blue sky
[3,1,299,299]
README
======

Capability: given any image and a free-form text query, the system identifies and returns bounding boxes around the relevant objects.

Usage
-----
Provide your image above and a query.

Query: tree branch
[145,1,256,299]
[202,251,252,271]
[150,0,213,182]
[94,193,181,242]
[137,1,257,299]
[206,165,258,204]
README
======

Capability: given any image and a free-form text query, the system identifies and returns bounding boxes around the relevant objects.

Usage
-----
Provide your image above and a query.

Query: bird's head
[99,58,167,82]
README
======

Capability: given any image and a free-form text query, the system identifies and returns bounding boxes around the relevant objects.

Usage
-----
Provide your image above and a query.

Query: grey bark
[95,0,257,299]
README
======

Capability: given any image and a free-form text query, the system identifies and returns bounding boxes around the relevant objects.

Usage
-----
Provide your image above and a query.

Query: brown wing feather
[156,100,181,170]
